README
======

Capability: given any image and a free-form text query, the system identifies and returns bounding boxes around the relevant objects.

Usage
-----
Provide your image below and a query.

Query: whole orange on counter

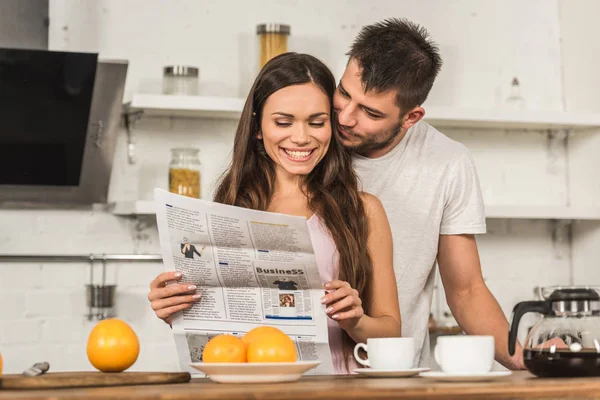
[247,332,297,363]
[243,326,297,363]
[202,335,247,363]
[87,318,140,372]
[202,327,298,364]
[241,326,289,347]
[0,352,3,375]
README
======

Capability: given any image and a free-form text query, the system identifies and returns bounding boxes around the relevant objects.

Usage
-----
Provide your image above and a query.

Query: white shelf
[423,107,600,130]
[485,205,600,220]
[111,200,600,220]
[128,94,245,119]
[110,200,156,215]
[127,94,600,129]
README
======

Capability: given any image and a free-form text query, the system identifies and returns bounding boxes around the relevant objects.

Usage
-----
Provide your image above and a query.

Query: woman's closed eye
[274,121,327,128]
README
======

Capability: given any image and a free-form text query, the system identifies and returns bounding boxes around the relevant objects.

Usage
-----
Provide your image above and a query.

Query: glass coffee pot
[508,286,600,377]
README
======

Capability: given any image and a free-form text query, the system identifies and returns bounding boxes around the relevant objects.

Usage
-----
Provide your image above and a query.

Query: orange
[247,330,297,363]
[87,318,140,372]
[0,352,3,375]
[241,326,289,347]
[202,335,247,363]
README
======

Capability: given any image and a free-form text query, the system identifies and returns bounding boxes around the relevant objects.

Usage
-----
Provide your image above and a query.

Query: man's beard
[337,121,404,155]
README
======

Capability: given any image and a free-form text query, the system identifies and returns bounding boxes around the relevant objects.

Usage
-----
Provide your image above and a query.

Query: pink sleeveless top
[307,214,361,374]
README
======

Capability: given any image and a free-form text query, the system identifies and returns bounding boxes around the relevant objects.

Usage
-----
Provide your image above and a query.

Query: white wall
[1,0,598,374]
[0,0,48,50]
[558,0,600,286]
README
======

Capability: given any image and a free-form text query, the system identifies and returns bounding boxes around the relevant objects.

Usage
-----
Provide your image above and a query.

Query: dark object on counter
[508,286,600,377]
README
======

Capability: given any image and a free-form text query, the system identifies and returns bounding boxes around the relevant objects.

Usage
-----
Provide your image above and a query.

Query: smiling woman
[148,52,401,374]
[259,83,331,180]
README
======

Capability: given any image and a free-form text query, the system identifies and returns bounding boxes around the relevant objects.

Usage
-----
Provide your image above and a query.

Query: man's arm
[437,233,525,370]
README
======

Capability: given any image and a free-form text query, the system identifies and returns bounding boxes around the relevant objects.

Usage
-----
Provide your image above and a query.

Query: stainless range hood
[0,48,128,205]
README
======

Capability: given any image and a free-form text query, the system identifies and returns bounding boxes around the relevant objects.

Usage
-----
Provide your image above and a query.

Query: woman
[180,238,205,259]
[148,53,401,373]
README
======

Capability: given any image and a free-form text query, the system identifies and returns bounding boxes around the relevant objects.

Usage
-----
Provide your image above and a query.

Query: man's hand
[535,337,569,350]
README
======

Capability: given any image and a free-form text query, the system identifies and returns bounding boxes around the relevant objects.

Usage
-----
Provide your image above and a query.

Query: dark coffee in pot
[524,349,600,377]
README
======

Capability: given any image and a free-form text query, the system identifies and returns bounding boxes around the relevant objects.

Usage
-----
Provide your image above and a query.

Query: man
[273,277,299,291]
[333,18,524,370]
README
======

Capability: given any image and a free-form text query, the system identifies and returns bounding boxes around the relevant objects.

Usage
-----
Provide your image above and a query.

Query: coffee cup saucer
[354,367,430,378]
[419,370,512,382]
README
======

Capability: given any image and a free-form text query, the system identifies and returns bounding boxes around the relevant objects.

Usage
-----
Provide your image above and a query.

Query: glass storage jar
[169,148,201,198]
[163,65,199,95]
[257,23,290,69]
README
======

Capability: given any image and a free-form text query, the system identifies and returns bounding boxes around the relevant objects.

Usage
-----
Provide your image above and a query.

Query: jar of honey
[169,148,201,198]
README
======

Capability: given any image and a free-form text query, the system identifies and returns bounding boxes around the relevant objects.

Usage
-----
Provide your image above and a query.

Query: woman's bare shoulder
[359,192,385,216]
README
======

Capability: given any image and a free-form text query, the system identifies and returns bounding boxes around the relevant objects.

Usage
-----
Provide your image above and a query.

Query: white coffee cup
[434,335,494,374]
[353,337,415,370]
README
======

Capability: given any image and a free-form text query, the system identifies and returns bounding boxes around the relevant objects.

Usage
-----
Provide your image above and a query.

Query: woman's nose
[290,126,311,145]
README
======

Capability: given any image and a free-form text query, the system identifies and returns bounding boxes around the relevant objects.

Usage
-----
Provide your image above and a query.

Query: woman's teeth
[284,149,313,159]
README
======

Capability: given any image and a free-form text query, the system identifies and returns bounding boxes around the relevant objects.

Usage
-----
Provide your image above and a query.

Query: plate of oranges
[190,326,321,383]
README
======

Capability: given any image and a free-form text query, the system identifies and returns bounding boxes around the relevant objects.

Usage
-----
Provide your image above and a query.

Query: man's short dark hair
[348,18,442,113]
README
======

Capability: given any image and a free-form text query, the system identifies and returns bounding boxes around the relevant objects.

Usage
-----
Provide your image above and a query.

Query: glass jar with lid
[163,65,199,96]
[257,23,291,69]
[169,148,201,198]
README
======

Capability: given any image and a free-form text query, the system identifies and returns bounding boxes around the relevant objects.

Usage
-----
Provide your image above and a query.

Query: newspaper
[154,189,334,375]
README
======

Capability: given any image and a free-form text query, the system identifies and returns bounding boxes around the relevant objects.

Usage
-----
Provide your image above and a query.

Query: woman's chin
[280,164,316,177]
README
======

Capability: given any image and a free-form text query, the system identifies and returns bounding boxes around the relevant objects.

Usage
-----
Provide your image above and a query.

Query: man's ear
[402,106,425,130]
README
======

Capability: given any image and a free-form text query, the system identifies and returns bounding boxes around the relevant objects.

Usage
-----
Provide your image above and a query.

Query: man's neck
[359,128,409,159]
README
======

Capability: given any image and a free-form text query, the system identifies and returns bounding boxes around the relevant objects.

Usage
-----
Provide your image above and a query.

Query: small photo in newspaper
[169,230,210,261]
[255,264,314,321]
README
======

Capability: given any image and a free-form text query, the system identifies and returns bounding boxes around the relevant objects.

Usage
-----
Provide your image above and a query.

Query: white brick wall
[0,293,27,321]
[0,320,43,345]
[0,256,180,373]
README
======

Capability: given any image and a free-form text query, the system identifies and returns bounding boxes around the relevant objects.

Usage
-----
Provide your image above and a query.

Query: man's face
[333,58,405,157]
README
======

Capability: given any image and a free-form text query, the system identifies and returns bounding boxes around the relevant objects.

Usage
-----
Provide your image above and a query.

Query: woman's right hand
[148,271,201,326]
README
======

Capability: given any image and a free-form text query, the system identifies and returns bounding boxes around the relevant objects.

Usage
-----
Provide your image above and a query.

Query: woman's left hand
[321,280,364,331]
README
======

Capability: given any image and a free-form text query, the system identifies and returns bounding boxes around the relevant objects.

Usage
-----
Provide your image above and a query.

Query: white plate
[190,361,321,383]
[354,367,431,377]
[419,371,512,382]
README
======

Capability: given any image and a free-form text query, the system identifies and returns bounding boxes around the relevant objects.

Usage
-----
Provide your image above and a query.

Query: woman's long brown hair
[214,53,372,372]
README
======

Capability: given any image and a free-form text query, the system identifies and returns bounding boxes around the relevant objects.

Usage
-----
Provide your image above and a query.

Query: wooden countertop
[2,371,600,400]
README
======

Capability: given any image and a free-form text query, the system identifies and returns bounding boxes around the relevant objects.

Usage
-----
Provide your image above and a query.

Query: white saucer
[354,367,431,377]
[190,361,321,383]
[419,370,512,382]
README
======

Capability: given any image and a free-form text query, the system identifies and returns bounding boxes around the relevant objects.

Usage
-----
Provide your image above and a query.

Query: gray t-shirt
[353,120,487,367]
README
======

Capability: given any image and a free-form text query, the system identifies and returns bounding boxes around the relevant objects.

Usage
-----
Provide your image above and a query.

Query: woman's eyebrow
[271,112,329,118]
[271,112,294,117]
